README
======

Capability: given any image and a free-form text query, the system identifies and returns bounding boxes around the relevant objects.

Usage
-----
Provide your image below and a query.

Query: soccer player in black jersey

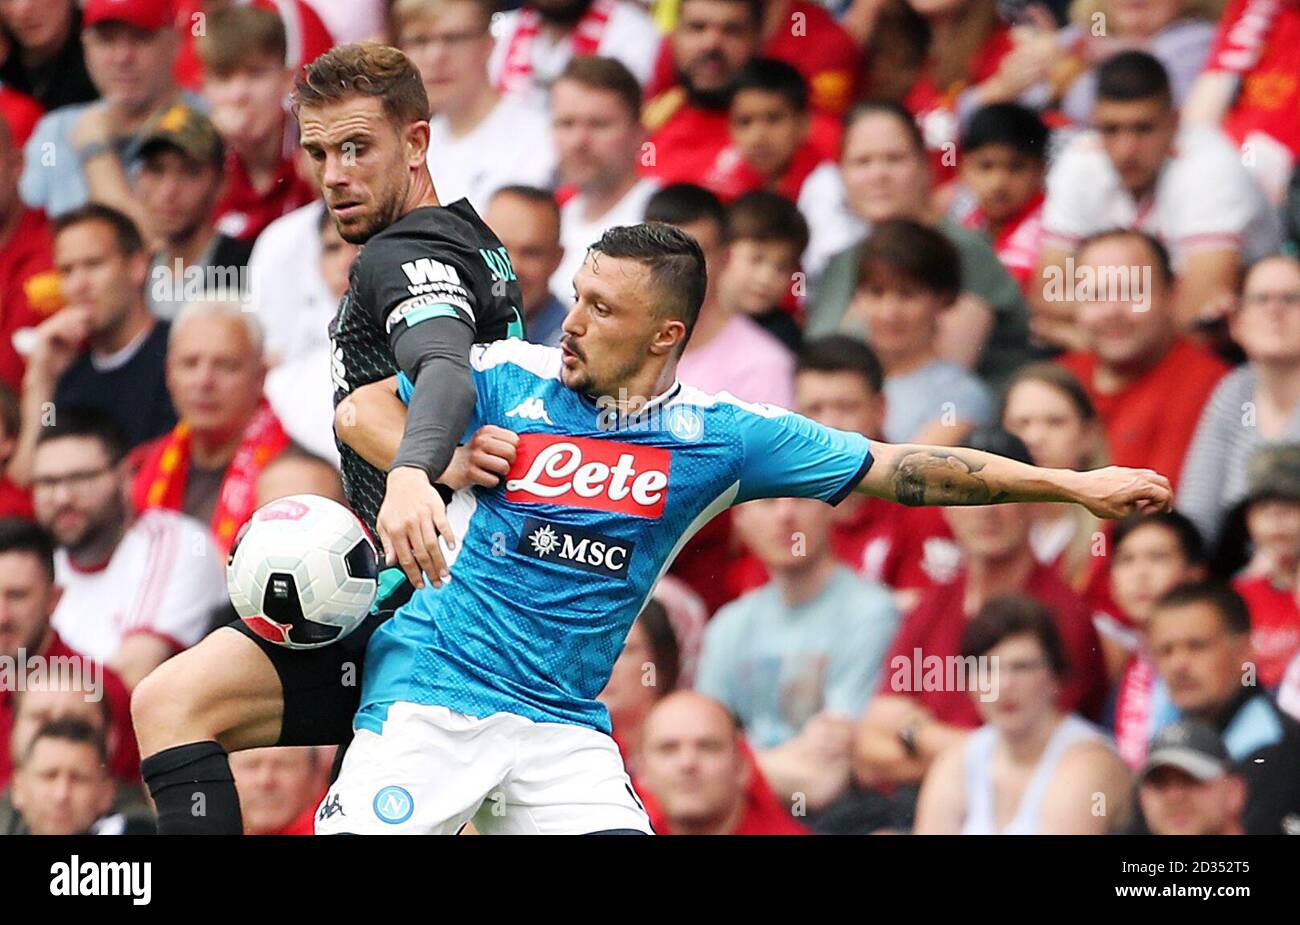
[131,43,525,834]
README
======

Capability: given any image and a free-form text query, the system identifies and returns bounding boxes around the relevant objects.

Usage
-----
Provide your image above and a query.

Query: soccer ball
[227,494,379,650]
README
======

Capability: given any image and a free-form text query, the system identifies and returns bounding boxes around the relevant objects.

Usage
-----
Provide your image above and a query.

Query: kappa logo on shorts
[317,793,345,821]
[373,786,414,824]
[517,517,634,579]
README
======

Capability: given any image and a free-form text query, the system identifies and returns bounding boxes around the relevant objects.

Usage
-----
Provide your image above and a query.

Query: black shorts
[226,575,415,747]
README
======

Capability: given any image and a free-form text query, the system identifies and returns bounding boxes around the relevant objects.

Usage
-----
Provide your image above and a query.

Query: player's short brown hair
[554,56,642,122]
[293,43,431,129]
[197,7,288,75]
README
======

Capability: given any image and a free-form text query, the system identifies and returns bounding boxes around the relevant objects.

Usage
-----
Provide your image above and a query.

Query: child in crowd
[717,191,807,352]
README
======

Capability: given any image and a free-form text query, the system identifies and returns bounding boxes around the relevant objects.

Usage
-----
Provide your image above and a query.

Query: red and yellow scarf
[133,400,290,555]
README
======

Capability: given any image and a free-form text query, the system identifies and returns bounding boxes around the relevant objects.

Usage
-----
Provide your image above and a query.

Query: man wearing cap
[133,104,255,319]
[1148,580,1300,834]
[1231,445,1300,688]
[19,0,205,220]
[1137,720,1246,835]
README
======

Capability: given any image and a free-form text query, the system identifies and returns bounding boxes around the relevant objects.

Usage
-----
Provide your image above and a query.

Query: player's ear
[649,318,686,357]
[404,118,431,168]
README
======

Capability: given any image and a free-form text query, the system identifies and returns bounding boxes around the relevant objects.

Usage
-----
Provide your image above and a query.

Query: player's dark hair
[1153,580,1251,636]
[1113,511,1207,567]
[1096,50,1172,106]
[33,406,128,466]
[52,203,144,257]
[644,183,726,236]
[961,595,1069,679]
[843,101,925,159]
[491,184,562,228]
[0,518,56,584]
[731,57,808,113]
[960,102,1049,160]
[796,335,885,397]
[294,42,430,130]
[637,599,681,695]
[858,218,962,306]
[18,717,108,770]
[724,190,808,254]
[589,222,707,352]
[1077,228,1174,285]
[555,55,642,121]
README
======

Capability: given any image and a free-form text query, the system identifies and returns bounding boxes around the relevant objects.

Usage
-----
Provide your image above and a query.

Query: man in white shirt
[488,0,662,111]
[246,201,333,366]
[1033,51,1280,347]
[30,409,225,689]
[395,0,556,212]
[548,56,659,302]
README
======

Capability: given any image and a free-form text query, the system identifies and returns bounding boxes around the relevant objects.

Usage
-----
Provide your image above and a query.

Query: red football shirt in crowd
[960,192,1046,293]
[213,125,318,244]
[1234,574,1300,688]
[0,86,44,147]
[1205,0,1300,160]
[0,208,63,392]
[173,0,336,92]
[0,632,139,789]
[1058,339,1228,489]
[700,137,829,203]
[876,563,1110,727]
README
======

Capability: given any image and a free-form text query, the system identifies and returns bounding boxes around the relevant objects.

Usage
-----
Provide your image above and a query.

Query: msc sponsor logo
[504,434,670,518]
[517,517,634,578]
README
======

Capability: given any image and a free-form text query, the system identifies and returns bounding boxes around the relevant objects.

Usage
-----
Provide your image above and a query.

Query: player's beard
[336,182,407,244]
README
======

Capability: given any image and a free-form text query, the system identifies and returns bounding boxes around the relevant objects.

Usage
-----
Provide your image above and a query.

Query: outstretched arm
[856,441,1172,519]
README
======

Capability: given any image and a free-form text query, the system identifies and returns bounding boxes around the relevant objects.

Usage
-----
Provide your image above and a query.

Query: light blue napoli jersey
[357,340,873,735]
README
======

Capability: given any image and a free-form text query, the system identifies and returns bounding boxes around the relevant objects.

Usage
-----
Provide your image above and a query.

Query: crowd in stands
[1,0,1299,835]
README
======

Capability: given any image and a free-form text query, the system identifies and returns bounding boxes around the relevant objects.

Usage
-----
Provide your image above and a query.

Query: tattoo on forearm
[891,449,1011,507]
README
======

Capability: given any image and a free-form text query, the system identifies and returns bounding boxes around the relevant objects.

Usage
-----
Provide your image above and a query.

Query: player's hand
[438,426,519,490]
[1071,466,1173,519]
[377,466,455,590]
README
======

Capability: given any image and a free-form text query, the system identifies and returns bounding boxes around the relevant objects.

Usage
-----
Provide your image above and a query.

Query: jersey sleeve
[396,366,486,445]
[729,398,873,505]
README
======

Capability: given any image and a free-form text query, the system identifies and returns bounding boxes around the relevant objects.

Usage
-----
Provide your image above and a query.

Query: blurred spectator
[230,746,331,835]
[599,598,680,773]
[20,0,196,219]
[915,596,1132,834]
[1230,446,1300,688]
[8,205,176,488]
[1148,580,1300,834]
[1280,650,1300,721]
[955,103,1048,293]
[1057,230,1227,486]
[855,429,1108,789]
[0,113,62,393]
[1000,363,1106,596]
[1054,0,1216,125]
[702,58,828,201]
[263,210,356,463]
[0,385,32,517]
[1180,256,1300,549]
[173,0,335,94]
[0,0,96,110]
[33,410,224,688]
[1183,0,1300,204]
[1137,718,1246,835]
[717,190,804,352]
[649,183,795,407]
[300,0,386,45]
[1106,512,1207,767]
[801,102,1032,387]
[396,0,555,211]
[696,496,898,811]
[483,185,567,348]
[635,690,808,834]
[845,219,994,444]
[0,83,44,151]
[1034,52,1280,341]
[254,447,342,505]
[0,517,136,789]
[650,575,709,687]
[135,104,254,319]
[133,300,291,556]
[547,56,658,302]
[8,718,119,834]
[247,201,331,365]
[489,0,663,111]
[199,6,317,243]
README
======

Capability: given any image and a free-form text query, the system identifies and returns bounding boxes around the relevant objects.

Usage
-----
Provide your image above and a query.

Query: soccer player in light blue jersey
[320,222,1173,834]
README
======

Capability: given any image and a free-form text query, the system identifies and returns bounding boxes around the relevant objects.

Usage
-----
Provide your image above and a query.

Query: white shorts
[314,702,653,835]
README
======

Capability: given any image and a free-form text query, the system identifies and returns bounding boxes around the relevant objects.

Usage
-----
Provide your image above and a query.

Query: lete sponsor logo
[504,434,670,518]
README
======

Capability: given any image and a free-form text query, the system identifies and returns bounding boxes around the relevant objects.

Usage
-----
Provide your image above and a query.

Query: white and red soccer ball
[227,495,378,650]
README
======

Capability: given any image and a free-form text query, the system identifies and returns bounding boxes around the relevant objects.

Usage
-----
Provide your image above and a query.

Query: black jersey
[329,199,525,535]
